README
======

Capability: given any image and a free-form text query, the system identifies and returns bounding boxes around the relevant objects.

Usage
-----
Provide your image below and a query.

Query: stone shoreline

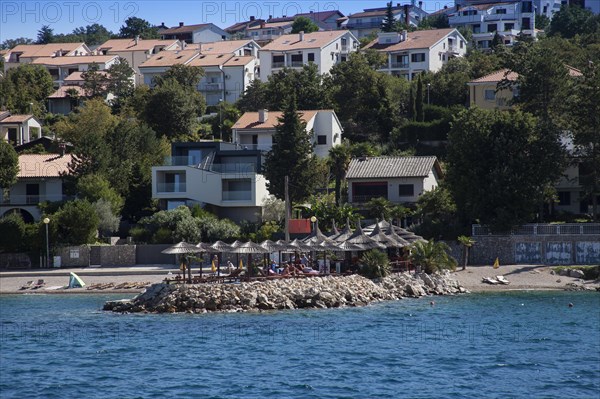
[103,272,468,313]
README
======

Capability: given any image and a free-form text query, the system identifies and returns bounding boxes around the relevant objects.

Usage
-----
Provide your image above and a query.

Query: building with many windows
[345,3,429,39]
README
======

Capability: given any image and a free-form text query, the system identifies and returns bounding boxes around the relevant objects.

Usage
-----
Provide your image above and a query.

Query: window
[411,53,425,62]
[485,89,495,101]
[317,135,327,145]
[291,53,302,66]
[398,184,414,197]
[522,17,531,29]
[487,24,497,32]
[460,40,464,49]
[505,23,514,30]
[222,179,251,201]
[522,1,533,12]
[308,53,315,62]
[557,191,571,206]
[472,24,481,33]
[495,8,506,14]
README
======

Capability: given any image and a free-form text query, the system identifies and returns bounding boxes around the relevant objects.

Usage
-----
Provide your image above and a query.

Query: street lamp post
[427,83,431,105]
[310,216,317,232]
[219,98,223,142]
[43,217,50,268]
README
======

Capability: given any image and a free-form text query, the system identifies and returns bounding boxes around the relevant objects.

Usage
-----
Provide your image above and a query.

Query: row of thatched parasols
[162,218,426,282]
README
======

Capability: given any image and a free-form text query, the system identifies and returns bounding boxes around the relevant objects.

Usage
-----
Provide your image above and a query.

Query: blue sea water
[0,291,599,399]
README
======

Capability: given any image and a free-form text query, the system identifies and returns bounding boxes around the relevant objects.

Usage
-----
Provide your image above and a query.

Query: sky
[0,0,455,42]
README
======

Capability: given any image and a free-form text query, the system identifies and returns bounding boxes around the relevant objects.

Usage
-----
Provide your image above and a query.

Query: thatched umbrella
[231,241,270,278]
[161,241,201,283]
[331,218,353,243]
[290,238,313,252]
[346,220,386,250]
[369,221,408,248]
[302,221,339,273]
[260,239,287,267]
[208,241,234,276]
[396,228,427,243]
[327,219,340,238]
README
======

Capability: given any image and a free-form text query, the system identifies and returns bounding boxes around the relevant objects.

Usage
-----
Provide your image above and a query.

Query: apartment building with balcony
[2,43,91,72]
[139,48,258,106]
[267,10,346,30]
[152,142,269,222]
[448,1,537,48]
[231,109,343,158]
[246,21,294,41]
[0,153,73,223]
[345,156,443,205]
[159,22,230,44]
[30,55,119,88]
[363,28,467,80]
[96,38,180,85]
[346,3,428,39]
[258,30,359,80]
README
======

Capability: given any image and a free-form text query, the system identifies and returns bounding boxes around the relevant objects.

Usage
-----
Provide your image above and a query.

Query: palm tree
[409,240,457,274]
[328,144,351,205]
[366,197,394,220]
[457,235,475,270]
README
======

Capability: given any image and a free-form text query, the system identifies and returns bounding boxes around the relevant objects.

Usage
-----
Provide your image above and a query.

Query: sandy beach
[0,264,598,294]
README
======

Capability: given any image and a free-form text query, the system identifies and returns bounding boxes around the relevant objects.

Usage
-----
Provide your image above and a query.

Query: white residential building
[96,38,180,85]
[152,142,269,223]
[346,3,429,39]
[363,28,467,80]
[246,21,293,41]
[0,112,42,146]
[30,55,119,87]
[258,30,359,80]
[2,43,91,72]
[139,47,259,106]
[231,109,343,158]
[159,22,230,43]
[449,1,537,48]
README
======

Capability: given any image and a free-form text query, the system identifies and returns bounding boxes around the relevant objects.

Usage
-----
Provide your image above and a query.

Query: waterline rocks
[103,272,468,314]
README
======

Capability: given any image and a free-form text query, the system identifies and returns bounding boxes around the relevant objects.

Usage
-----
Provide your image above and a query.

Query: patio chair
[32,279,46,289]
[19,281,33,290]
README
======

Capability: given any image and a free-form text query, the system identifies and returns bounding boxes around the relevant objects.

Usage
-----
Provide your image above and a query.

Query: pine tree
[263,94,318,216]
[382,2,397,33]
[415,75,424,122]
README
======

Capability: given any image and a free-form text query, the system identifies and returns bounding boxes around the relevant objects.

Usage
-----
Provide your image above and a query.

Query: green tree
[413,186,460,240]
[548,4,594,39]
[291,16,319,33]
[55,200,99,245]
[119,17,159,39]
[457,235,475,270]
[82,63,109,98]
[446,108,566,231]
[382,2,397,32]
[535,14,551,30]
[36,25,54,44]
[264,64,331,111]
[236,79,269,112]
[0,141,19,189]
[360,249,391,278]
[366,197,395,220]
[106,58,135,110]
[76,174,124,214]
[409,240,457,274]
[415,75,424,122]
[408,86,416,120]
[1,37,33,49]
[144,78,204,140]
[154,64,204,88]
[94,199,120,237]
[263,94,318,217]
[328,143,351,205]
[419,14,450,29]
[0,64,54,116]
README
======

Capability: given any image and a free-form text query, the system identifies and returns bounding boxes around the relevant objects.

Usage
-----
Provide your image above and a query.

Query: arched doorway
[1,208,35,224]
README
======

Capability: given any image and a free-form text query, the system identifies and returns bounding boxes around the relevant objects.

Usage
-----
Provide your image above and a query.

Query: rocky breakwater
[104,272,468,314]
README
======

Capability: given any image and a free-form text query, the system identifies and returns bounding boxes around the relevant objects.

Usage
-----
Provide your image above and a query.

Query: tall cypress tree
[263,94,318,216]
[408,86,416,121]
[416,75,424,122]
[382,2,396,33]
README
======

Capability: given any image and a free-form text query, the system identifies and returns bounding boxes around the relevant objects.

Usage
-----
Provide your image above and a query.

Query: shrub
[359,250,391,279]
[409,240,457,274]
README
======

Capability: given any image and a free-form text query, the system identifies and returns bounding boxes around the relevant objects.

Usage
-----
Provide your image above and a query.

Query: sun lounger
[19,281,33,290]
[482,277,499,285]
[32,279,45,289]
[496,276,510,285]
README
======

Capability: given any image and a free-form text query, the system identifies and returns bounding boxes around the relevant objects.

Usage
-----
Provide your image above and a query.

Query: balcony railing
[1,194,73,205]
[290,61,303,67]
[200,83,223,91]
[472,223,600,236]
[162,156,199,166]
[346,21,382,29]
[236,143,272,151]
[222,191,252,201]
[391,62,409,69]
[210,163,256,174]
[156,183,187,193]
[351,194,387,203]
[272,61,285,68]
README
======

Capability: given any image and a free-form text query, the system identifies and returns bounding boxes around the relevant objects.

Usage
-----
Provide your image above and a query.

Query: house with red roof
[0,112,42,146]
[363,28,467,80]
[0,153,73,222]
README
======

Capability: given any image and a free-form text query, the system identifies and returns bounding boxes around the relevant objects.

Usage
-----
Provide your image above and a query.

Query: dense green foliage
[54,200,99,245]
[409,240,457,274]
[119,17,159,39]
[0,141,19,188]
[291,16,319,33]
[359,249,391,278]
[0,64,54,116]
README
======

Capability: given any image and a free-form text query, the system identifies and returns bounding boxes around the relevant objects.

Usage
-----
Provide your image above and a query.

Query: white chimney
[402,30,408,41]
[135,35,139,45]
[258,109,268,123]
[299,31,304,41]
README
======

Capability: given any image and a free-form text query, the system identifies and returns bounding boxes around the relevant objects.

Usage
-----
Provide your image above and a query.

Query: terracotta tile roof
[247,21,293,30]
[224,55,256,66]
[225,19,264,33]
[348,6,405,19]
[31,55,118,66]
[0,114,34,123]
[268,10,343,23]
[98,38,178,52]
[17,154,73,178]
[364,28,456,52]
[160,23,211,35]
[63,70,108,83]
[469,68,518,84]
[232,110,321,129]
[139,49,198,68]
[469,66,581,84]
[8,43,87,58]
[188,53,233,67]
[198,39,258,54]
[48,85,86,98]
[346,156,440,179]
[261,31,348,51]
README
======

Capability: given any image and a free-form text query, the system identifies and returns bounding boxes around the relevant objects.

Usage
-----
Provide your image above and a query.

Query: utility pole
[284,175,290,241]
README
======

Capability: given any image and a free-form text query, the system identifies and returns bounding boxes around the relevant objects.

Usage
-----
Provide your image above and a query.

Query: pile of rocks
[104,272,468,314]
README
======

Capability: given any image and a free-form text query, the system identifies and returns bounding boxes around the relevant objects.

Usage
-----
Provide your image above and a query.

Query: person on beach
[226,260,234,274]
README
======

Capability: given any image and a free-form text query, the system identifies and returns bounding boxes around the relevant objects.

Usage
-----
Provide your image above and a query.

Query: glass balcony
[210,163,256,174]
[222,190,252,201]
[156,182,187,193]
[272,61,285,68]
[391,62,409,69]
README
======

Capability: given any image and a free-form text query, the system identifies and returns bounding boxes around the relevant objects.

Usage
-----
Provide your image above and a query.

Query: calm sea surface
[1,291,599,398]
